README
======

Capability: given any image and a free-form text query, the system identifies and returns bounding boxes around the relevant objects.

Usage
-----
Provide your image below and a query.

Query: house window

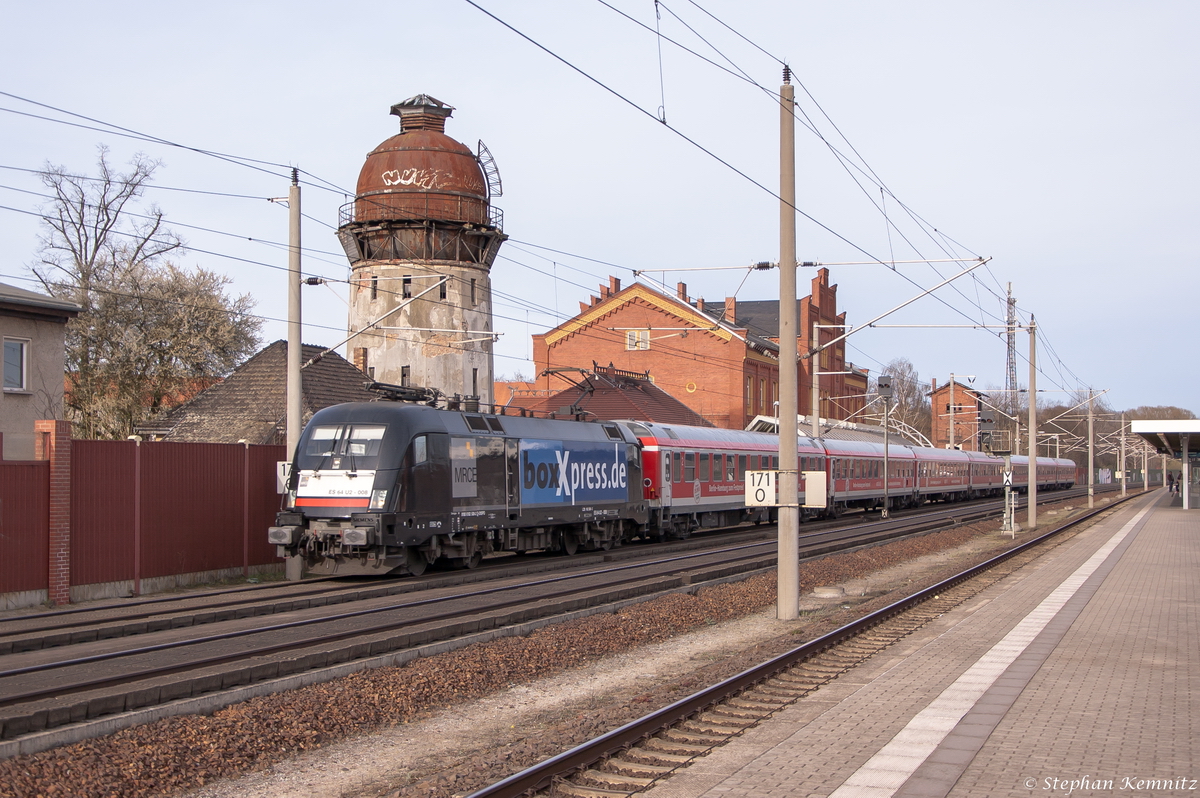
[625,330,650,351]
[3,338,27,391]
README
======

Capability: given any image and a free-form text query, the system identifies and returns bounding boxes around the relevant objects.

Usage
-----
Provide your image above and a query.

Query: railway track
[466,489,1141,798]
[0,484,1115,758]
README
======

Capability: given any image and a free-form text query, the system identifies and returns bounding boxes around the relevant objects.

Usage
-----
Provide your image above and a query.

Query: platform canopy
[1130,419,1200,459]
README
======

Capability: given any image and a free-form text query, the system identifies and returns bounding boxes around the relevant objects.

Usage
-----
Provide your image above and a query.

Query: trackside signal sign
[746,470,776,506]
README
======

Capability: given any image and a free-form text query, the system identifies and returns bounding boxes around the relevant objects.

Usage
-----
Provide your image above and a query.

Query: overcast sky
[2,1,1196,414]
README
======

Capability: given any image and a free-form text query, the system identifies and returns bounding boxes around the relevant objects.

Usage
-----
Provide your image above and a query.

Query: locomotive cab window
[302,424,386,470]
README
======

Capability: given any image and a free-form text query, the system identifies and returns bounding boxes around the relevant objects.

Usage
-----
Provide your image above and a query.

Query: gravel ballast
[0,499,1112,798]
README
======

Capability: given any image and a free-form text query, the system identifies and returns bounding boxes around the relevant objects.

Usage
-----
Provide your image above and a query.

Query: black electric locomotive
[269,402,647,575]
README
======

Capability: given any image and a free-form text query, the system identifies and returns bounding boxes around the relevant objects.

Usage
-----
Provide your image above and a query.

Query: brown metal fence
[71,440,136,586]
[0,460,50,594]
[2,438,287,602]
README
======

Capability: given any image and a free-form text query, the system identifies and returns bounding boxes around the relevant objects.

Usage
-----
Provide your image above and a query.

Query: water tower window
[371,276,378,300]
[439,279,447,300]
[470,279,477,306]
[472,368,478,396]
[401,365,411,387]
[402,276,412,298]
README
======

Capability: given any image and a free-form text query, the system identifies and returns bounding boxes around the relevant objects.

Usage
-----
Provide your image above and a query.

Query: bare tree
[31,147,261,439]
[875,357,931,440]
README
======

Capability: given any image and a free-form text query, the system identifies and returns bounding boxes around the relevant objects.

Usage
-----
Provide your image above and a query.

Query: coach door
[505,438,520,519]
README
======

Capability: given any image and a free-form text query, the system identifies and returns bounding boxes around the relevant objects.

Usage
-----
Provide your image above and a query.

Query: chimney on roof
[724,296,736,325]
[600,282,610,299]
[609,276,621,294]
[697,297,705,312]
[932,377,938,392]
[677,282,688,302]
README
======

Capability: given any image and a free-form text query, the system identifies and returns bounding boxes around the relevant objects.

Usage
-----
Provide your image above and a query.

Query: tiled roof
[729,299,796,340]
[141,341,378,444]
[525,368,714,427]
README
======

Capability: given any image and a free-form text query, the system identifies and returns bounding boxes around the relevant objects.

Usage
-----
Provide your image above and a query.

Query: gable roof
[140,340,378,444]
[543,280,778,355]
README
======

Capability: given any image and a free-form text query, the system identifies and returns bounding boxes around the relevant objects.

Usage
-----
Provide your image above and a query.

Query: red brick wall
[34,420,71,605]
[534,294,770,428]
[535,272,863,431]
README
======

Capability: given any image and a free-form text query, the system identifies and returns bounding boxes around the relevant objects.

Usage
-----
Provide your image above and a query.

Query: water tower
[337,95,506,404]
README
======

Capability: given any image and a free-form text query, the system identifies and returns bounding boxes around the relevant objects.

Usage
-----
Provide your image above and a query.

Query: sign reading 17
[745,470,777,506]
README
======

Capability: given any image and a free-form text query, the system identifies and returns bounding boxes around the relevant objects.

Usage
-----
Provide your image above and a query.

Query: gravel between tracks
[0,498,1110,798]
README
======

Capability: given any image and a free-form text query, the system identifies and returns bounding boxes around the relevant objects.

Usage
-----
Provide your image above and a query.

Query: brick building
[929,377,986,451]
[531,269,866,430]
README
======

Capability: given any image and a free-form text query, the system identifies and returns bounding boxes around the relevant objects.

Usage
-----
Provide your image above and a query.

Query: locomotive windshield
[303,424,387,471]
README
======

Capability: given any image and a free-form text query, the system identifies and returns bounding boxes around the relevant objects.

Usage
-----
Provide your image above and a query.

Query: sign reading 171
[745,470,777,506]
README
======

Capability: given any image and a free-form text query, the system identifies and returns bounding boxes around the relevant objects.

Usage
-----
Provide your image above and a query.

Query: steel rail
[1,484,1105,685]
[467,490,1146,798]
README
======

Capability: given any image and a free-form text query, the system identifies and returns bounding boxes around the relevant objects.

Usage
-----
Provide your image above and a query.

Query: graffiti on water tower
[381,168,446,189]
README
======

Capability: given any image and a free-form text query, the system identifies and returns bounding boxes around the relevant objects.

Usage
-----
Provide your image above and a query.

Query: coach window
[684,452,695,482]
[673,452,682,482]
[726,455,736,482]
[664,453,672,482]
[699,453,710,482]
[738,454,747,479]
[772,456,779,470]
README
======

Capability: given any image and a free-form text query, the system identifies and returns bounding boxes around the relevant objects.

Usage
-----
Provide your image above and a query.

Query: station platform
[644,489,1198,798]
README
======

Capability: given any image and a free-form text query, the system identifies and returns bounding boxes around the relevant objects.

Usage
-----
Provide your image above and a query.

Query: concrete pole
[1183,435,1191,510]
[811,321,820,440]
[287,169,302,456]
[286,169,303,582]
[1027,317,1037,530]
[1142,445,1148,492]
[882,396,890,519]
[1120,412,1127,497]
[949,378,956,449]
[776,68,800,621]
[1088,390,1095,509]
